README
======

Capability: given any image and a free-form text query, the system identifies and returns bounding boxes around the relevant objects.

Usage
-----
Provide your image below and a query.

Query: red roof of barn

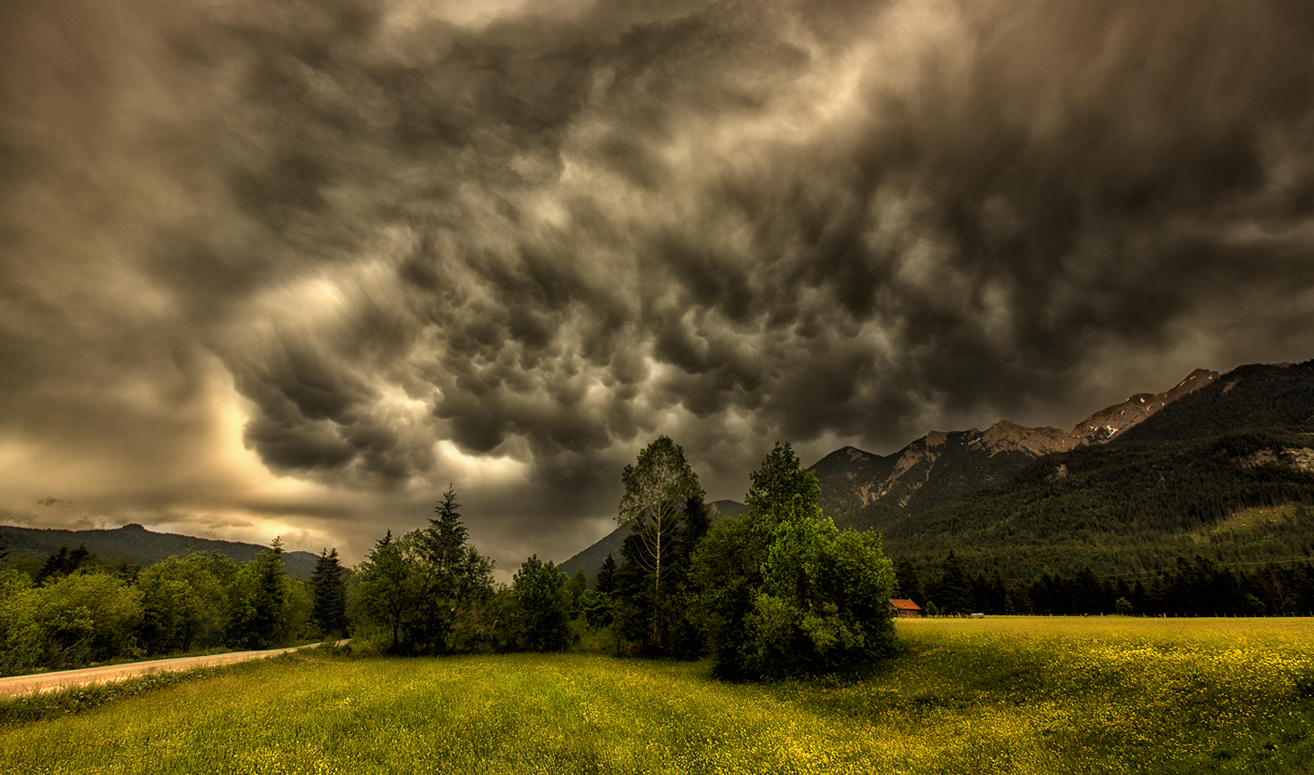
[889,599,922,611]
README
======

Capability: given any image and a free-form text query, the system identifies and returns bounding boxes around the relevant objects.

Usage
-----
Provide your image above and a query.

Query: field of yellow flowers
[1,617,1311,774]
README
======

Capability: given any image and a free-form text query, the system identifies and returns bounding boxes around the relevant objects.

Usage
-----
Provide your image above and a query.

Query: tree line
[348,439,899,680]
[0,437,899,681]
[0,533,349,677]
[8,430,1314,679]
[898,550,1314,617]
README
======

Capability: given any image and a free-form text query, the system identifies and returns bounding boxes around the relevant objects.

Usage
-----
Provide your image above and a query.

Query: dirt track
[0,644,327,698]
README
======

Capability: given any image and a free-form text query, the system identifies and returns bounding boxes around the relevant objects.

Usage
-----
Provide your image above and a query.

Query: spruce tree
[252,537,288,647]
[595,554,618,594]
[310,548,348,639]
[933,550,971,615]
[416,486,494,653]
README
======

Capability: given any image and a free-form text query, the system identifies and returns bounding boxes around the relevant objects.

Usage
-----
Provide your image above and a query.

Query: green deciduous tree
[353,530,420,652]
[510,555,572,652]
[44,572,143,667]
[749,502,896,677]
[0,570,143,673]
[580,588,614,630]
[693,443,820,678]
[689,508,774,678]
[615,437,705,651]
[745,442,821,516]
[136,552,231,654]
[617,437,704,601]
[613,493,710,656]
[693,442,896,679]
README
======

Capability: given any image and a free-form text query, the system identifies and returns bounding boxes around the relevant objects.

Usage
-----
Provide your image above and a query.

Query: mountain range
[563,361,1314,581]
[881,360,1314,580]
[810,367,1221,532]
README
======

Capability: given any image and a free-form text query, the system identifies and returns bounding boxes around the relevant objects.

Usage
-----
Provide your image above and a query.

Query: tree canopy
[745,442,821,517]
[510,555,572,653]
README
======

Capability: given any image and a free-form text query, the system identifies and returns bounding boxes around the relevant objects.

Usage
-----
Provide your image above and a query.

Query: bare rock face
[1287,448,1314,473]
[1240,447,1314,472]
[980,420,1080,456]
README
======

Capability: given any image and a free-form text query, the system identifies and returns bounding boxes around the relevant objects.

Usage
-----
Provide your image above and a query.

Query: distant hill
[0,523,322,579]
[559,499,746,582]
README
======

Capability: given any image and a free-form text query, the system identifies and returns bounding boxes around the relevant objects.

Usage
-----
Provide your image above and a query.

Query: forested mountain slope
[882,362,1314,580]
[559,361,1314,585]
[1114,361,1314,443]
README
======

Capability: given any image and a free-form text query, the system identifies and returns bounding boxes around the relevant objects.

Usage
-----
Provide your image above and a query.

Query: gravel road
[0,644,331,698]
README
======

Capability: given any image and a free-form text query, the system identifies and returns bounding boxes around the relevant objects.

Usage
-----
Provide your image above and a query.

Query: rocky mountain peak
[1071,369,1218,444]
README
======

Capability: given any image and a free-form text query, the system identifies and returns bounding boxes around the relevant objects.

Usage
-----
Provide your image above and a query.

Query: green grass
[1209,503,1301,536]
[2,619,1313,774]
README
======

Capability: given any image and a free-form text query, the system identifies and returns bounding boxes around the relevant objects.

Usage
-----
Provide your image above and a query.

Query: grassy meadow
[2,617,1313,774]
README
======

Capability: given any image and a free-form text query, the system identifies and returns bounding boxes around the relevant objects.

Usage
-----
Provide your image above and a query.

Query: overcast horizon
[4,0,1314,577]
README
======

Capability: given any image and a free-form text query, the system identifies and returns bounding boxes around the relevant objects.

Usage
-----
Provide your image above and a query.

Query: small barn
[889,599,923,618]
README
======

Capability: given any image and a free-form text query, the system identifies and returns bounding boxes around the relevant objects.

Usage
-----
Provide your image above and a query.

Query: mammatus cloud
[2,0,1313,570]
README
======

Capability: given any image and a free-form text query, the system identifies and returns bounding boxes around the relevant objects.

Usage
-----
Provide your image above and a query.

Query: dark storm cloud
[3,0,1314,562]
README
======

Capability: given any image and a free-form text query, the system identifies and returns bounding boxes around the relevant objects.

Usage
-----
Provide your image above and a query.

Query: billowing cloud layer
[3,0,1314,569]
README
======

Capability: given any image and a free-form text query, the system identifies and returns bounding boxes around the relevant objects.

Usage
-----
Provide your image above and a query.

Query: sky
[3,0,1314,577]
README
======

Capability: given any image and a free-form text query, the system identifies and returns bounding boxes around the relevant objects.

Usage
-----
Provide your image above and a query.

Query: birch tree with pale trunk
[616,436,703,645]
